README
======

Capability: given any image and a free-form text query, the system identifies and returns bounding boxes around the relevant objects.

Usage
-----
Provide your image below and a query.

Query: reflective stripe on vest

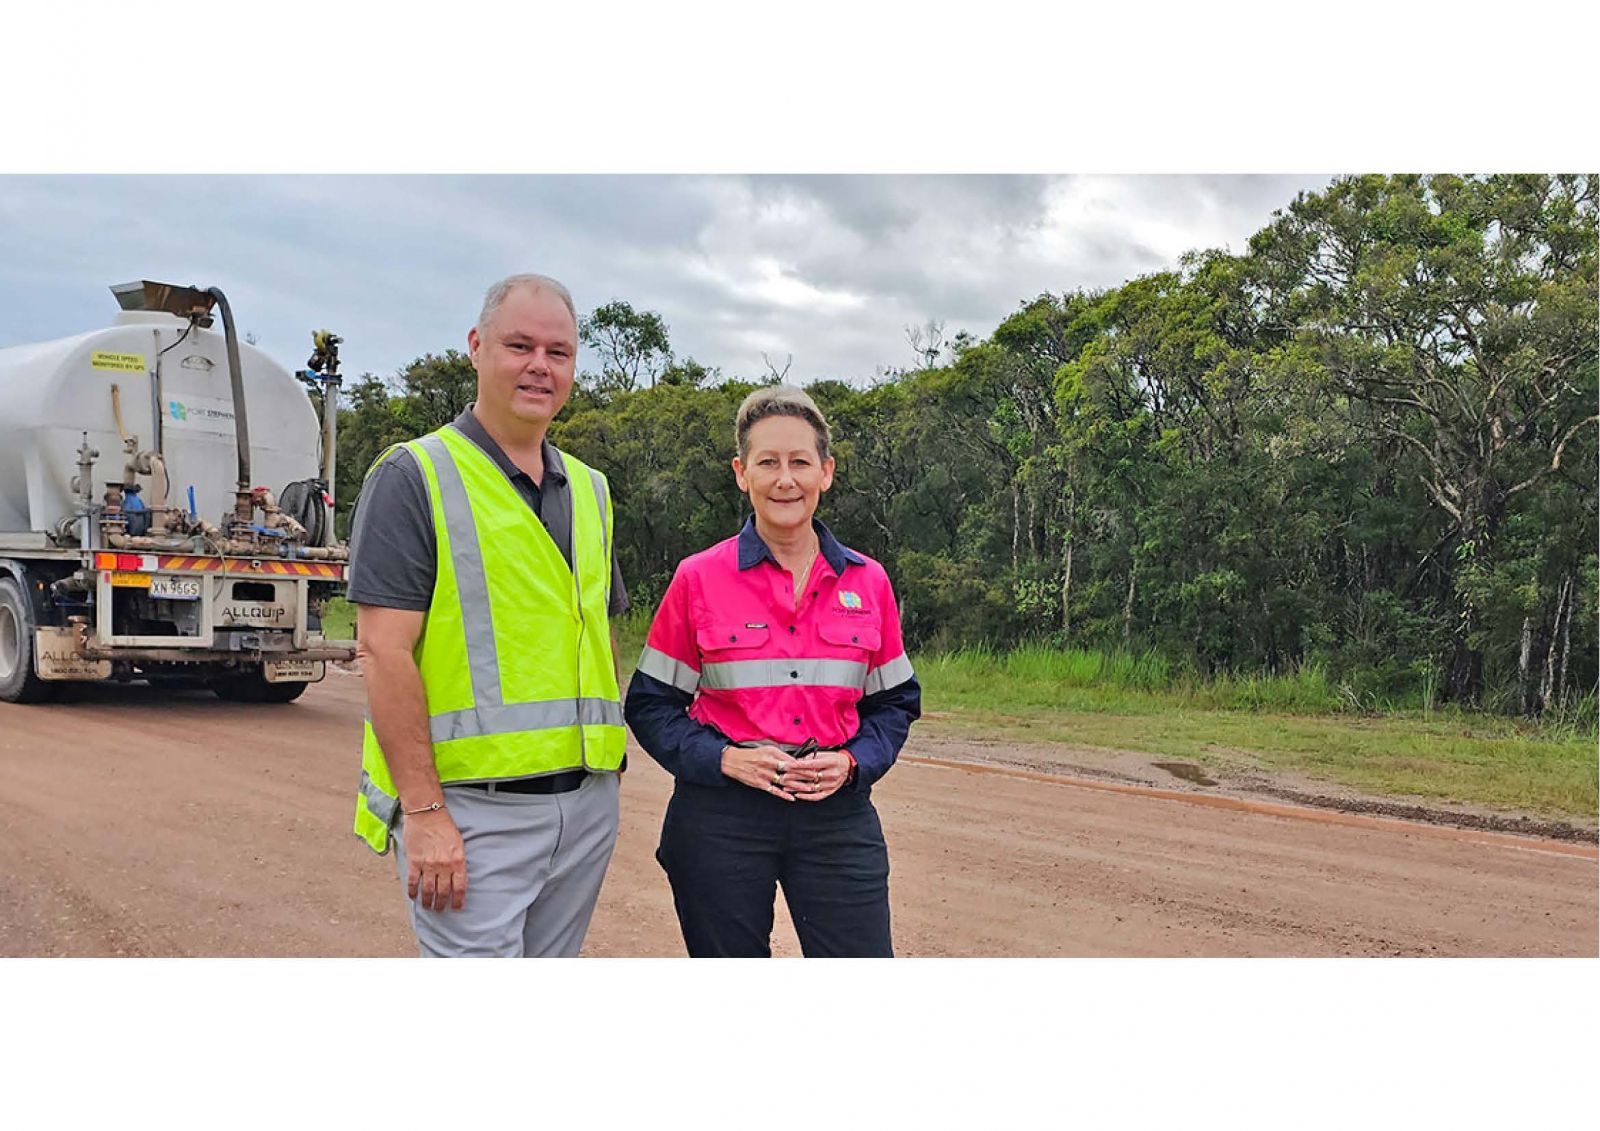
[430,696,624,744]
[358,768,399,829]
[418,432,501,713]
[588,465,611,611]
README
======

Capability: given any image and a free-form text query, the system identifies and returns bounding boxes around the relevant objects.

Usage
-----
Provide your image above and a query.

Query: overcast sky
[0,175,1335,386]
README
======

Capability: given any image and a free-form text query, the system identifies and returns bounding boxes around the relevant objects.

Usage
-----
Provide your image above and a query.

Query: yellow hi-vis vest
[353,425,624,854]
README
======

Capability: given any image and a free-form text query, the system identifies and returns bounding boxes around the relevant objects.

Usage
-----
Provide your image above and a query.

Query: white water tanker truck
[0,280,356,704]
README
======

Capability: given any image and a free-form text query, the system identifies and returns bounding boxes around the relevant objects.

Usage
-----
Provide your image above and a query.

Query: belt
[458,770,589,795]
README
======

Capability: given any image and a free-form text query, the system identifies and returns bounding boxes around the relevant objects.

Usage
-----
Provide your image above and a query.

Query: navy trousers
[656,780,893,958]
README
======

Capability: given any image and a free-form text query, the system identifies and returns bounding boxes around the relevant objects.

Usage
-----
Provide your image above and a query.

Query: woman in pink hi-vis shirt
[625,385,921,957]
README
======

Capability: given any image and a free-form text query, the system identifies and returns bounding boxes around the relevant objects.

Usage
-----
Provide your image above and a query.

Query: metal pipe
[104,532,346,561]
[204,286,252,500]
[75,434,98,512]
[106,533,203,552]
[284,545,348,561]
[150,329,164,455]
[111,383,131,443]
[321,377,339,547]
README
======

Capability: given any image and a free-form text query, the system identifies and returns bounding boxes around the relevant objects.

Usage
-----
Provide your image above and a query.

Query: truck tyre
[211,669,309,704]
[0,576,57,704]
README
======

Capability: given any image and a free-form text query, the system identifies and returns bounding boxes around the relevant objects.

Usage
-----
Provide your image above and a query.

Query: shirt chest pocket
[696,623,771,662]
[816,618,882,656]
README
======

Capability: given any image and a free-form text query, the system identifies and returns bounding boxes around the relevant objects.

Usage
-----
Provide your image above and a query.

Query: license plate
[264,659,324,683]
[110,571,151,588]
[151,575,202,600]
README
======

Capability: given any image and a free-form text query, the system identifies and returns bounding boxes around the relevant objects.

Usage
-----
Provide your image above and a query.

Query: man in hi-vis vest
[349,273,628,957]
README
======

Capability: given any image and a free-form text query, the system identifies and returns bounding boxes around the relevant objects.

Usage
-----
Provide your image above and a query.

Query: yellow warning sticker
[91,351,147,372]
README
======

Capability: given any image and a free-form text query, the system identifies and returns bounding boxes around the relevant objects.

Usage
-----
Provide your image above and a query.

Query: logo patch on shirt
[838,590,863,610]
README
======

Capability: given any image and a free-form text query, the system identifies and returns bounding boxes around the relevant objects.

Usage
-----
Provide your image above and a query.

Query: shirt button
[790,670,798,679]
[729,634,737,642]
[851,634,859,643]
[793,717,802,726]
[788,626,796,634]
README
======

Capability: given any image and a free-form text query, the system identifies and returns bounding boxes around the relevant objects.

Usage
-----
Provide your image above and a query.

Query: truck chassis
[1,538,354,704]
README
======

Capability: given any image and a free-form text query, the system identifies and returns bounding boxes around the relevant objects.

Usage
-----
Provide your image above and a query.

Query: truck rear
[0,280,356,704]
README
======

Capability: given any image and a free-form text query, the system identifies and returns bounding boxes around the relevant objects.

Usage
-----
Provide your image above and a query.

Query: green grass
[916,645,1598,821]
[320,596,356,640]
[613,608,654,672]
[917,644,1347,713]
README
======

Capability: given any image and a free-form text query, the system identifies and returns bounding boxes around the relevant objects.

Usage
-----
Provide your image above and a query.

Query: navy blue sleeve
[623,670,731,787]
[842,675,921,790]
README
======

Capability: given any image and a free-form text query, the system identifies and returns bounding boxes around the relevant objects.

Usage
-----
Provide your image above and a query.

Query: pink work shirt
[637,532,914,749]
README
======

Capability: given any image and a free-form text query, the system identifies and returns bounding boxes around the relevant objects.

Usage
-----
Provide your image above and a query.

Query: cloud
[0,174,1336,386]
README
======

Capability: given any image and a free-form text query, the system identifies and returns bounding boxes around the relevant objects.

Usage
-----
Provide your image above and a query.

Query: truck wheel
[211,670,309,703]
[0,576,57,704]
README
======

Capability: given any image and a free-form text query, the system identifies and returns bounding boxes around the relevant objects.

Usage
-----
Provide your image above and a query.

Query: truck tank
[0,310,321,535]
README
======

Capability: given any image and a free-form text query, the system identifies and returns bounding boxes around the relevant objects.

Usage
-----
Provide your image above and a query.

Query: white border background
[2,2,1595,1126]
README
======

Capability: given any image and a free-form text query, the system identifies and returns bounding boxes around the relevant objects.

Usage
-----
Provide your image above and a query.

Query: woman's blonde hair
[735,385,832,461]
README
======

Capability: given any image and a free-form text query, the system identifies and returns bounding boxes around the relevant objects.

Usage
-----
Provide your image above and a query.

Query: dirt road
[1,673,1594,957]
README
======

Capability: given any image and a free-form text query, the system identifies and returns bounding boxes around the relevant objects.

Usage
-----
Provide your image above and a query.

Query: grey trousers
[393,772,620,957]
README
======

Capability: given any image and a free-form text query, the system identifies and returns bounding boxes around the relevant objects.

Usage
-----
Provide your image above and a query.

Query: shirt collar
[737,515,864,574]
[450,404,566,486]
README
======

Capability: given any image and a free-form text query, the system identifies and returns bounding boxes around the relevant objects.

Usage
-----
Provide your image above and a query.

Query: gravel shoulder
[906,729,1599,844]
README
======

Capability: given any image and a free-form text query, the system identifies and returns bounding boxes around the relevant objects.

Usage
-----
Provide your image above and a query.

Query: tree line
[332,174,1598,715]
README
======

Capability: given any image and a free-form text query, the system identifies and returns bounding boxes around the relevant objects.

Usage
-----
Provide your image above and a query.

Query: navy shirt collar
[737,516,864,574]
[450,404,567,487]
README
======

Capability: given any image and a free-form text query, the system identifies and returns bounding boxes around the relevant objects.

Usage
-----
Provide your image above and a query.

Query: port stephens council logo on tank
[167,396,237,434]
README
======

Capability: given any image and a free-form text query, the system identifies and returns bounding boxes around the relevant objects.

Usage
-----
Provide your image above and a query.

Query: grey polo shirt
[346,406,628,617]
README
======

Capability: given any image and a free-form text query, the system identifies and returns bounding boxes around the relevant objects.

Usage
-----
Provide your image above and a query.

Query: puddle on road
[1153,762,1217,788]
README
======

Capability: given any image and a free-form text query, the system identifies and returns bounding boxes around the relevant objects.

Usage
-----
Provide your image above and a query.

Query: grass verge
[917,647,1597,821]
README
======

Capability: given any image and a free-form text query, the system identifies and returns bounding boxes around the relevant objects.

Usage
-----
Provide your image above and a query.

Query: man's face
[467,286,578,430]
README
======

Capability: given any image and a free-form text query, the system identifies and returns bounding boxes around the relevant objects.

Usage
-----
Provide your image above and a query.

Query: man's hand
[404,807,468,912]
[721,743,798,801]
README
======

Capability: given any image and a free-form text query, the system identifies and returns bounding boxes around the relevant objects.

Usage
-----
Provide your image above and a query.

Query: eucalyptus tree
[1249,173,1598,704]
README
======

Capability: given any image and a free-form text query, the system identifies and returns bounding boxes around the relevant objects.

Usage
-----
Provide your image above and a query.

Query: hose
[111,384,130,442]
[277,479,326,546]
[205,287,251,494]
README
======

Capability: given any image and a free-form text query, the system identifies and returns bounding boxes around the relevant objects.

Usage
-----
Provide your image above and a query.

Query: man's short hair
[735,384,832,462]
[478,273,578,334]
